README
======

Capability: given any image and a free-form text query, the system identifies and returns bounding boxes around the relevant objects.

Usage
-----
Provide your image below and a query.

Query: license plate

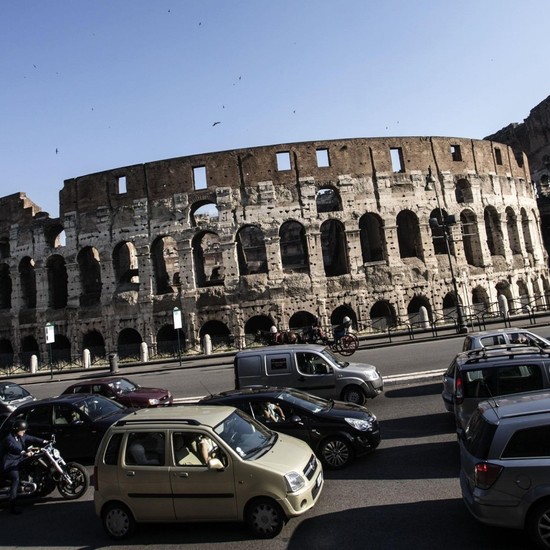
[316,472,323,488]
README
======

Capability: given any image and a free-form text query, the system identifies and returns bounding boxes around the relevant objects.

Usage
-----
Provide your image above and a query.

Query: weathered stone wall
[0,136,548,362]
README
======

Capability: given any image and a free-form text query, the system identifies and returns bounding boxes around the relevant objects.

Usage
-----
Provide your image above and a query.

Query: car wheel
[527,499,550,549]
[319,437,353,469]
[341,385,366,406]
[245,497,285,539]
[102,502,136,540]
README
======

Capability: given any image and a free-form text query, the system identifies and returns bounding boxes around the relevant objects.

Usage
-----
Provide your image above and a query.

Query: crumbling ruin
[0,136,547,365]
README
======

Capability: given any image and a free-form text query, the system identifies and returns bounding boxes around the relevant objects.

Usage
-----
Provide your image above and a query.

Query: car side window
[297,352,332,375]
[251,400,290,424]
[172,431,225,467]
[24,405,52,427]
[54,405,84,425]
[502,425,550,458]
[125,432,166,466]
[104,433,123,465]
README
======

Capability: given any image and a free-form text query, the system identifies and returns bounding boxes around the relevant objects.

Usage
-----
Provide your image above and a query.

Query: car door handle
[175,472,189,478]
[126,471,136,477]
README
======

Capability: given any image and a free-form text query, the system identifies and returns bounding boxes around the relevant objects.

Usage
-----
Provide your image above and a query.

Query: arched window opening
[460,210,483,267]
[330,305,357,330]
[455,179,473,203]
[316,187,342,213]
[359,213,386,263]
[20,335,40,368]
[506,207,522,255]
[191,201,219,228]
[77,246,102,306]
[429,208,455,256]
[199,320,232,350]
[244,315,275,346]
[19,257,36,309]
[113,241,140,290]
[521,208,535,254]
[320,219,349,276]
[157,324,186,356]
[46,255,68,309]
[288,311,317,332]
[0,237,9,259]
[82,330,106,363]
[397,210,423,260]
[51,334,71,365]
[0,264,12,309]
[117,328,142,360]
[0,339,14,367]
[407,295,432,325]
[193,231,224,287]
[484,206,505,257]
[279,221,309,273]
[237,226,268,275]
[151,236,179,295]
[517,280,530,310]
[472,286,490,315]
[369,301,397,331]
[495,280,514,312]
[44,223,65,248]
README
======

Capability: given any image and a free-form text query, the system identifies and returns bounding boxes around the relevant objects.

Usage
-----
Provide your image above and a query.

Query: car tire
[102,502,136,540]
[527,499,550,549]
[319,436,354,469]
[245,497,285,539]
[341,385,366,406]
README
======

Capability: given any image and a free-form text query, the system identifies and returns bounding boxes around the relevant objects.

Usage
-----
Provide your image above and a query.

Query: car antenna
[199,380,213,397]
[480,378,501,420]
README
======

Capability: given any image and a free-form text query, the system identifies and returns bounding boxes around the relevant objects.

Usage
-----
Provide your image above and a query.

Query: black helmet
[12,419,28,433]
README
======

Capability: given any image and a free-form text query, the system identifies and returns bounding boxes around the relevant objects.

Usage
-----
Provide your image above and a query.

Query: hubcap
[251,504,279,534]
[106,509,129,537]
[323,440,350,467]
[537,510,550,547]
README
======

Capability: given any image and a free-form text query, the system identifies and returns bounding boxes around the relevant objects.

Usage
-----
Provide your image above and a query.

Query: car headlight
[148,398,160,406]
[284,471,306,493]
[345,417,374,431]
[363,369,380,381]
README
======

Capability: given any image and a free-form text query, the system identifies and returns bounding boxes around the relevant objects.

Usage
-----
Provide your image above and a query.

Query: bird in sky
[55,148,58,154]
[212,121,221,126]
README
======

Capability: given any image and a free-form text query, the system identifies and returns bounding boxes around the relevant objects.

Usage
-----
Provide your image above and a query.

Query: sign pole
[172,307,182,367]
[45,322,55,380]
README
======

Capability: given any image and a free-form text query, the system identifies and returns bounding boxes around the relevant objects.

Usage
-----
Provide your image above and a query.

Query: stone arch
[455,178,473,203]
[484,206,505,257]
[330,305,357,328]
[44,222,65,249]
[517,280,530,309]
[192,231,224,287]
[46,254,68,309]
[20,335,40,368]
[0,339,14,367]
[190,201,219,228]
[236,225,268,275]
[19,257,36,309]
[82,330,106,362]
[359,213,386,263]
[157,324,185,355]
[279,220,309,273]
[316,186,342,213]
[151,235,179,294]
[244,315,274,335]
[443,291,459,309]
[429,208,455,256]
[77,246,102,306]
[495,280,513,311]
[407,295,432,324]
[117,328,142,360]
[0,236,9,259]
[472,286,490,313]
[199,320,231,349]
[460,209,483,267]
[521,208,535,254]
[0,263,11,309]
[288,311,317,331]
[320,219,349,276]
[113,241,140,289]
[50,334,71,364]
[505,207,522,255]
[397,210,423,260]
[369,301,397,330]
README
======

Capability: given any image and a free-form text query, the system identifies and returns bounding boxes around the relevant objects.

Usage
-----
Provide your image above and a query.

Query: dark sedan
[199,387,380,469]
[0,381,35,424]
[60,376,172,408]
[0,394,131,460]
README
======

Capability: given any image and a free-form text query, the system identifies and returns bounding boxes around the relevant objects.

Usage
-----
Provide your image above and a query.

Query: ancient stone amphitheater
[0,136,548,365]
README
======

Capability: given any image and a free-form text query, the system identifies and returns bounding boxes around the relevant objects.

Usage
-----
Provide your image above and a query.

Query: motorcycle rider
[1,418,49,514]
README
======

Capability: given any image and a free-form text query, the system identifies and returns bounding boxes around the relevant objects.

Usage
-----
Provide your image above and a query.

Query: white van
[234,344,383,405]
[94,405,323,540]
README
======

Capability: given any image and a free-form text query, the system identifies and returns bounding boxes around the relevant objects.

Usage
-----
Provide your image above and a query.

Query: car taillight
[455,374,464,404]
[93,465,98,491]
[474,462,503,489]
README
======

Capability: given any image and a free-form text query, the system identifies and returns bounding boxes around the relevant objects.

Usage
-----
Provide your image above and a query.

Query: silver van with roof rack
[441,345,550,432]
[460,391,550,549]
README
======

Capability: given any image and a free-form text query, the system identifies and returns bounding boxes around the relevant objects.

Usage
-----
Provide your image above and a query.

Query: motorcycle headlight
[345,417,374,431]
[52,448,60,459]
[284,471,306,493]
[148,398,160,406]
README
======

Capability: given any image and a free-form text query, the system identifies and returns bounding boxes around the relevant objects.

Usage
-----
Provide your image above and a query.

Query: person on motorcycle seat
[333,316,352,341]
[1,418,48,514]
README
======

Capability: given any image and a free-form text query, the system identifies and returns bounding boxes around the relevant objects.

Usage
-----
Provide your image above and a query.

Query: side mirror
[208,458,225,471]
[290,415,302,424]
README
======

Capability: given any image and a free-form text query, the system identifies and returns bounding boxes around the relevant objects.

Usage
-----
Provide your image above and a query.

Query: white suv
[94,405,323,539]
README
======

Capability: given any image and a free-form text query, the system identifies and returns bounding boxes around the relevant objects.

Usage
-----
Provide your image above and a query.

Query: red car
[61,377,172,408]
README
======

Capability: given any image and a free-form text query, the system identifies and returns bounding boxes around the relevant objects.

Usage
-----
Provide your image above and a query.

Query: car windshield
[214,410,275,460]
[109,378,137,394]
[320,348,348,368]
[76,395,126,420]
[0,383,30,404]
[277,390,328,413]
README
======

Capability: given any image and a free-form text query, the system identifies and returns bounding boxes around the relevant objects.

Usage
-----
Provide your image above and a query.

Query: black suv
[199,387,380,469]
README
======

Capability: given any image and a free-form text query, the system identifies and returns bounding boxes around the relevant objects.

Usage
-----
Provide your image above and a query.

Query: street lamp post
[425,167,468,334]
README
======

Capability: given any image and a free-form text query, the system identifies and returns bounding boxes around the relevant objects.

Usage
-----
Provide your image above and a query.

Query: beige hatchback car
[94,405,324,539]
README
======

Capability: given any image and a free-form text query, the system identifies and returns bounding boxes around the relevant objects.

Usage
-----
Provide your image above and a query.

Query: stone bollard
[109,353,119,374]
[498,294,509,318]
[140,342,149,363]
[30,355,38,374]
[203,334,212,355]
[419,306,430,329]
[83,348,91,369]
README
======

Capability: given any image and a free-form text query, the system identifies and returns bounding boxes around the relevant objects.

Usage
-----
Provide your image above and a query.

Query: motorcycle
[0,436,89,501]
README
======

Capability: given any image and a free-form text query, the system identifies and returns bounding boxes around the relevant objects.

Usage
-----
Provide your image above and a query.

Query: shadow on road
[384,382,442,398]
[379,411,457,439]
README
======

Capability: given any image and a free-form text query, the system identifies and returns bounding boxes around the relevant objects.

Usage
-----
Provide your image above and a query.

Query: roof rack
[114,418,202,427]
[464,345,550,364]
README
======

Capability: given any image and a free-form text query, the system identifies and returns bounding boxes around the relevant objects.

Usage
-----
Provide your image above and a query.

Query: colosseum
[0,136,548,366]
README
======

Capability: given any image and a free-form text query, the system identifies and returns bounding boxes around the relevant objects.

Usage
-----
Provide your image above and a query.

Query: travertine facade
[0,136,548,365]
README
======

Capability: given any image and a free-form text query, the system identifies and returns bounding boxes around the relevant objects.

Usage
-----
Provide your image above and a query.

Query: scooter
[0,436,89,501]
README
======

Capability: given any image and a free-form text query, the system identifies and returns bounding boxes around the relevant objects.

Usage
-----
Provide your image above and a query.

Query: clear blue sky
[2,0,549,217]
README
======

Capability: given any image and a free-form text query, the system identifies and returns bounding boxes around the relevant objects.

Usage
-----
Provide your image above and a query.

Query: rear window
[462,364,543,398]
[502,425,550,458]
[104,433,123,465]
[462,409,498,459]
